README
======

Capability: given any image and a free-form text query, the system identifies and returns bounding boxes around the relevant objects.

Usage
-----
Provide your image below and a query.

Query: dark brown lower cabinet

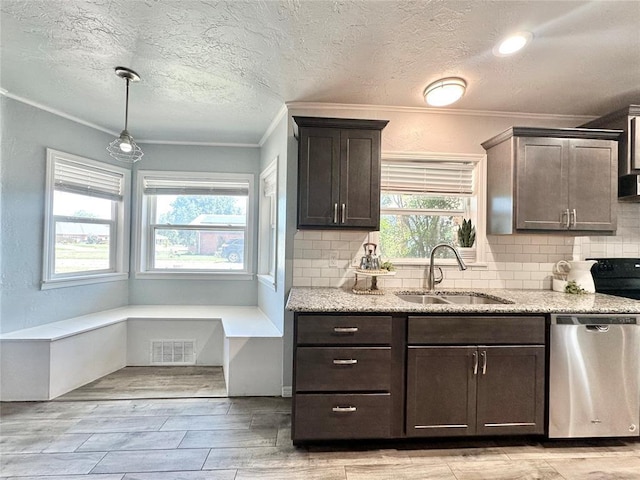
[406,345,545,437]
[292,313,546,443]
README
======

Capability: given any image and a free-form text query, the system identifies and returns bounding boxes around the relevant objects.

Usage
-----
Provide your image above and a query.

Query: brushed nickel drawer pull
[332,406,357,413]
[333,327,358,333]
[480,350,487,375]
[333,359,358,365]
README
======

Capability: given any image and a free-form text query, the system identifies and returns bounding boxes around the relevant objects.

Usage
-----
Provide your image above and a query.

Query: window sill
[41,273,129,290]
[387,259,488,269]
[134,271,255,281]
[257,274,277,291]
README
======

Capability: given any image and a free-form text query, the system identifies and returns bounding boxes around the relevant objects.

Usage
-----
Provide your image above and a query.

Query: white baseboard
[282,386,292,397]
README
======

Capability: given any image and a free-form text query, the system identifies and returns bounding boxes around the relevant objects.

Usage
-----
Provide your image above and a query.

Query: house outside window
[378,153,482,263]
[42,149,130,288]
[136,171,254,278]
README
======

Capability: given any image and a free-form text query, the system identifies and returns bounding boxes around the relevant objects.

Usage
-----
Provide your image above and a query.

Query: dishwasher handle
[586,325,610,332]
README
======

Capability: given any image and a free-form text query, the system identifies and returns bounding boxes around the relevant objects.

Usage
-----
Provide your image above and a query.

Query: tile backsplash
[292,203,640,291]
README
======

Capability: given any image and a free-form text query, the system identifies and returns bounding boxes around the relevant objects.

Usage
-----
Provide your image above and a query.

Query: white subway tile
[505,280,524,289]
[294,277,312,287]
[311,277,332,287]
[303,231,323,240]
[321,231,341,241]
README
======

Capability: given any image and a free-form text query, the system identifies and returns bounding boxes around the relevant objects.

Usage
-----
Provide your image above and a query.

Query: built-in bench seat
[0,305,283,401]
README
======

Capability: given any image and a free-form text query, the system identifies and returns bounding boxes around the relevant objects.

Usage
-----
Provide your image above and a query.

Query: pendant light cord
[124,78,130,131]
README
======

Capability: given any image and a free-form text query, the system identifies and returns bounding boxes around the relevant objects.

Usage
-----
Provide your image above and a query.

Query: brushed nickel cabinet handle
[480,350,487,375]
[472,351,478,375]
[333,359,358,365]
[570,208,577,227]
[333,327,358,333]
[341,203,346,223]
[333,203,338,224]
[563,209,570,228]
[332,406,357,413]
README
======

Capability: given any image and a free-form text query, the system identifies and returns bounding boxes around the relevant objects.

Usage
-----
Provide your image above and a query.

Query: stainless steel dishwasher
[549,313,640,438]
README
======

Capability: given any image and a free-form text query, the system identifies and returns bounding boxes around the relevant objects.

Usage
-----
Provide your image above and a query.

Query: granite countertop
[286,287,640,314]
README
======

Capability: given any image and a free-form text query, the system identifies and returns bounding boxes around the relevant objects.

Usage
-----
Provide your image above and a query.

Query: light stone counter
[286,287,640,314]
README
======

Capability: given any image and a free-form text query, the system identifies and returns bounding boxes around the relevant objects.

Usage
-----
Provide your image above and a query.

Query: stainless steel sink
[438,295,510,304]
[394,294,450,304]
[395,293,511,305]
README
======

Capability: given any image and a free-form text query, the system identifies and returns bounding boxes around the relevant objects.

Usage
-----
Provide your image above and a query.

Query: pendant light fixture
[107,66,144,163]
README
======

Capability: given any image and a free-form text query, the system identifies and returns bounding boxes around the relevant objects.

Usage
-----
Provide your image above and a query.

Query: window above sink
[375,152,485,266]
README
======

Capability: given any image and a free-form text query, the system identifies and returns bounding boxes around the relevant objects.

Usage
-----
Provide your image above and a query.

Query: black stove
[589,258,640,300]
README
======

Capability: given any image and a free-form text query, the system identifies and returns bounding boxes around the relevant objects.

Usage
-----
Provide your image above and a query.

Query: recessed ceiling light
[423,77,467,107]
[493,31,533,57]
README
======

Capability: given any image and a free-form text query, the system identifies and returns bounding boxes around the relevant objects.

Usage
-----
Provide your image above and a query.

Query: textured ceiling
[1,0,639,144]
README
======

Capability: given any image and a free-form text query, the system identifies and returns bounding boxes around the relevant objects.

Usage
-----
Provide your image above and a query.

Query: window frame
[134,170,255,280]
[42,149,130,289]
[257,158,278,290]
[378,151,485,266]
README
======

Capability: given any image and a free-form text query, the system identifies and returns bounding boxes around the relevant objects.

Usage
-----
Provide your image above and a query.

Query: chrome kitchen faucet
[427,243,467,291]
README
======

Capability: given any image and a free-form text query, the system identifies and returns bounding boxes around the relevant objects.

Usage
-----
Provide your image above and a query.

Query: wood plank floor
[55,366,227,401]
[2,396,640,479]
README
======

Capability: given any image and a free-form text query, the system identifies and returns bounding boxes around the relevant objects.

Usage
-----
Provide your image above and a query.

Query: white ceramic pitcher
[556,260,597,293]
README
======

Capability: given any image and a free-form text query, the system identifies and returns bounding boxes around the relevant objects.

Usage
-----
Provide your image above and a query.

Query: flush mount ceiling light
[107,66,144,163]
[423,77,467,107]
[493,31,533,57]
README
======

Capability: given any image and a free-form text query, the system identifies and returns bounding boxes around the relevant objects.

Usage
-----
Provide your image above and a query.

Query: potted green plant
[457,218,476,262]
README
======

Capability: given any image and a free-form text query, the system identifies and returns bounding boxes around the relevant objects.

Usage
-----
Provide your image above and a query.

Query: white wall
[128,143,261,306]
[0,97,129,333]
[257,112,288,333]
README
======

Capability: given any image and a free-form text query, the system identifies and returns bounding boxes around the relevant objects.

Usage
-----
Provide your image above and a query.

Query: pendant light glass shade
[424,77,467,107]
[107,67,143,163]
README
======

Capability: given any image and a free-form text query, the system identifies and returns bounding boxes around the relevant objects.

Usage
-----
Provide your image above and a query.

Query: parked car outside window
[218,238,244,263]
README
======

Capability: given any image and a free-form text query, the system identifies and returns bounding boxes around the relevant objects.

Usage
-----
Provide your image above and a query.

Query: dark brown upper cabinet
[482,127,621,234]
[581,105,639,176]
[294,116,389,230]
[581,105,640,201]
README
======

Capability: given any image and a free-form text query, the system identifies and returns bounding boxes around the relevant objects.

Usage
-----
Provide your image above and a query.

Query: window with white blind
[379,153,481,263]
[136,170,254,278]
[42,149,130,288]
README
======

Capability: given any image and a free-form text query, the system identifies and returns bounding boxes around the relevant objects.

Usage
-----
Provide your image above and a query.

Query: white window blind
[143,177,249,196]
[381,160,475,195]
[54,158,124,200]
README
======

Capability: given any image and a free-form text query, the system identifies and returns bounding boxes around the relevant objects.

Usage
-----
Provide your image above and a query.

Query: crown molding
[138,139,259,148]
[1,89,116,135]
[285,101,596,122]
[259,104,288,147]
[1,88,263,148]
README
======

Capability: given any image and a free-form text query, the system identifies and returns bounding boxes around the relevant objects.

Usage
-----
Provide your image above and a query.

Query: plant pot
[458,246,476,263]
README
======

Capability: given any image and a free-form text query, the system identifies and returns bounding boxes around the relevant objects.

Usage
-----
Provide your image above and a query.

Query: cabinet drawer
[296,315,392,345]
[293,393,391,440]
[408,316,545,345]
[295,347,391,392]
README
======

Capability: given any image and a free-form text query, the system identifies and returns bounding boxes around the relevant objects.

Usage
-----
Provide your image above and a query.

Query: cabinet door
[339,129,381,229]
[568,139,617,231]
[476,345,545,436]
[297,127,340,227]
[515,137,568,230]
[631,116,639,172]
[406,346,477,437]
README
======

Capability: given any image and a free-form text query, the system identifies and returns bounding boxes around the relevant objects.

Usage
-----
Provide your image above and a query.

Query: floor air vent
[151,340,196,365]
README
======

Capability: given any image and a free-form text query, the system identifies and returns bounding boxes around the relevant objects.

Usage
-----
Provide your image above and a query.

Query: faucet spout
[427,243,468,291]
